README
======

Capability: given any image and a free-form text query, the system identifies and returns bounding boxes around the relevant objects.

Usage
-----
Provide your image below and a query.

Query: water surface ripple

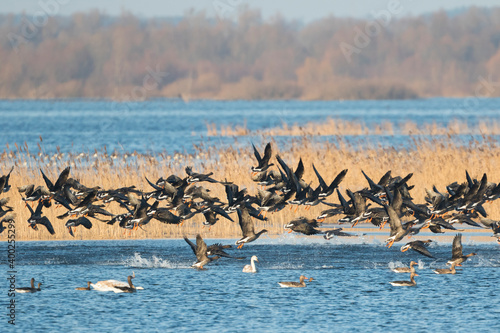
[1,98,499,155]
[3,239,499,332]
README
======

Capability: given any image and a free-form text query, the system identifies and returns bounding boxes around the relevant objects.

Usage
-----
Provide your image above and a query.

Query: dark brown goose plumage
[447,233,476,266]
[400,240,435,258]
[235,207,268,249]
[184,234,220,269]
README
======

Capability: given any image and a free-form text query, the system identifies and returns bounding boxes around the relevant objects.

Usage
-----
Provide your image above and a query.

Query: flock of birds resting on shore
[3,142,500,290]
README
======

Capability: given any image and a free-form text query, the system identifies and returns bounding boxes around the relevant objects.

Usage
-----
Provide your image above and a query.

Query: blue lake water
[1,98,500,331]
[0,98,499,155]
[2,238,499,332]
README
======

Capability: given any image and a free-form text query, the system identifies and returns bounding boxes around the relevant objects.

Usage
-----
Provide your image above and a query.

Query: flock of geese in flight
[2,142,500,291]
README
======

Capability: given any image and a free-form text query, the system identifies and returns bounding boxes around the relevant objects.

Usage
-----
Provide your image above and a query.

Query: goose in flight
[235,207,268,249]
[184,234,220,269]
[251,142,274,174]
[26,200,55,235]
[447,233,476,266]
[400,240,434,258]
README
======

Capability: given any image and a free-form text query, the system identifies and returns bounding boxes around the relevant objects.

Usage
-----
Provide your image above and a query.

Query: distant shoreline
[2,95,495,102]
[0,96,424,102]
[2,9,499,101]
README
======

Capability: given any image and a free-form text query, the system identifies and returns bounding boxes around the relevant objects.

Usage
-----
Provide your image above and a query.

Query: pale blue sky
[2,0,498,21]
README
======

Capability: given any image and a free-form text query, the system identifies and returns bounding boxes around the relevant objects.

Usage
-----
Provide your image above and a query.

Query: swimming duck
[447,233,476,266]
[242,255,259,273]
[391,261,418,273]
[390,271,418,286]
[113,275,136,293]
[16,278,42,293]
[15,278,35,293]
[75,281,92,290]
[278,275,313,288]
[434,262,457,275]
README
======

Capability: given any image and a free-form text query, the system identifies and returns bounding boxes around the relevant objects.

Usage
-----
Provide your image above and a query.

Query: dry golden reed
[1,127,500,241]
[207,118,500,137]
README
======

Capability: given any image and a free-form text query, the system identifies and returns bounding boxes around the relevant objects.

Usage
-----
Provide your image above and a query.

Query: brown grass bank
[1,134,500,242]
[207,118,500,137]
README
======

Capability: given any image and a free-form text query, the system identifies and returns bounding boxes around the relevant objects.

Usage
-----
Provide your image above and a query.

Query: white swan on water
[242,255,259,273]
[91,272,144,293]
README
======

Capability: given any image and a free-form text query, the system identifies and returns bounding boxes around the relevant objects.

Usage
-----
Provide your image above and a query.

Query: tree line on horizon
[1,7,500,100]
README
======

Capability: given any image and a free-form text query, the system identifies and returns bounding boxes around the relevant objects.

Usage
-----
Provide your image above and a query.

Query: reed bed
[206,118,500,137]
[2,131,500,241]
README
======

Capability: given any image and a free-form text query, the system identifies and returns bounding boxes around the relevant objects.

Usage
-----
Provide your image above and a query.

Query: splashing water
[122,252,190,269]
[387,259,427,270]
